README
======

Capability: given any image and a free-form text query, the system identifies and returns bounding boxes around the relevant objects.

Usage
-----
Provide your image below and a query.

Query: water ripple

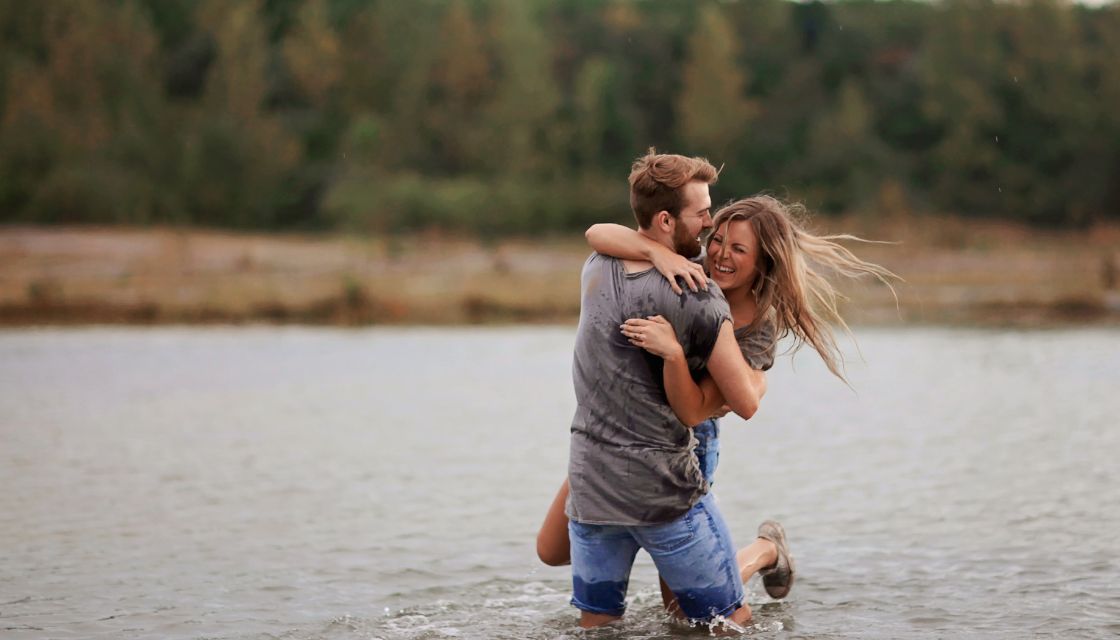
[1,327,1118,638]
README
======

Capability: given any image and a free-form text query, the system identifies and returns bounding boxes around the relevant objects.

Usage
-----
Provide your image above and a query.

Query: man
[565,149,767,628]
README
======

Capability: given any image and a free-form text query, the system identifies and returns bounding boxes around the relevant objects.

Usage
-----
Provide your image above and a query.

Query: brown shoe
[757,520,795,599]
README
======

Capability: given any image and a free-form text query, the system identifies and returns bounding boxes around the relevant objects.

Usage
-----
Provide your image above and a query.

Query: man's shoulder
[676,281,728,310]
[584,252,623,269]
[589,251,657,275]
[581,253,623,298]
[655,282,730,346]
[624,271,727,313]
[582,251,613,273]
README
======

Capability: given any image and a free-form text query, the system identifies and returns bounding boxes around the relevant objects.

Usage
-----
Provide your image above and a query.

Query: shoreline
[3,299,1120,330]
[2,224,1119,329]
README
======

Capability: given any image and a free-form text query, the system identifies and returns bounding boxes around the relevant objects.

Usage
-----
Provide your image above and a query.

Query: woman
[538,195,897,617]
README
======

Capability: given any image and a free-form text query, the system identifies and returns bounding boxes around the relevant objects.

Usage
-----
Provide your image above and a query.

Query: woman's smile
[706,220,759,294]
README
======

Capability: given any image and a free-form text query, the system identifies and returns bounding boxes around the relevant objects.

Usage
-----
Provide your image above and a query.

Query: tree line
[1,0,1118,234]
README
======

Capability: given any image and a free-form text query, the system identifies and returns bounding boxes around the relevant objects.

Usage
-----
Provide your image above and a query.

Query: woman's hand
[621,315,684,361]
[649,249,707,295]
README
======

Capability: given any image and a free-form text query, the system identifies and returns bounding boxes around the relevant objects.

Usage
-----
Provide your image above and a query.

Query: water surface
[1,326,1117,639]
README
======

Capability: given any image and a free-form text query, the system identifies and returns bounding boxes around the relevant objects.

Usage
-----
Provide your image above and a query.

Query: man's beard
[672,222,702,258]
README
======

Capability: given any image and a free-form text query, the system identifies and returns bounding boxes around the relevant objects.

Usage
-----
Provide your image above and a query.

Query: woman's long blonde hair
[708,195,898,381]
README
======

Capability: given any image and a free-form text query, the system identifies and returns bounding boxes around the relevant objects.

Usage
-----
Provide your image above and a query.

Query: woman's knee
[536,536,571,566]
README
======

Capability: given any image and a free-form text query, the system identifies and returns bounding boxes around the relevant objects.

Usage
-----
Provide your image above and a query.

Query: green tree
[920,0,1005,217]
[333,1,440,171]
[571,57,613,168]
[921,0,1103,224]
[676,4,753,159]
[423,0,492,174]
[481,0,560,177]
[718,0,804,197]
[999,0,1099,224]
[1091,4,1120,220]
[802,80,889,212]
[282,0,341,107]
[187,0,301,227]
[0,0,174,223]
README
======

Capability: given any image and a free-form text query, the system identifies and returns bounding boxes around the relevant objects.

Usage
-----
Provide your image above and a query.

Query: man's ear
[655,210,673,233]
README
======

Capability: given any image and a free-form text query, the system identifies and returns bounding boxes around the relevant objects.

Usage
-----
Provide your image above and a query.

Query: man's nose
[702,212,713,228]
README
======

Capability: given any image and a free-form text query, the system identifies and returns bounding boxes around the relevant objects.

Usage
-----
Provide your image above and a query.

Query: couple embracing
[535,149,895,629]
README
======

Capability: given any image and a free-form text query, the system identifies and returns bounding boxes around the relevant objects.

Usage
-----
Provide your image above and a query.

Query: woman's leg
[658,576,682,619]
[536,477,572,566]
[738,520,794,599]
[736,538,778,584]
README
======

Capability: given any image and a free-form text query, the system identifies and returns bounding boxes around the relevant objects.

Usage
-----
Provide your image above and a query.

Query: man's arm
[705,320,767,420]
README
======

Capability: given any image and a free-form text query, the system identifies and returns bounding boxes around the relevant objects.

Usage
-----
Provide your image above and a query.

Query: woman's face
[705,219,760,295]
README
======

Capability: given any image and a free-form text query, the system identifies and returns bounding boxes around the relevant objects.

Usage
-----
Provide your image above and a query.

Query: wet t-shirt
[565,253,732,526]
[735,315,776,371]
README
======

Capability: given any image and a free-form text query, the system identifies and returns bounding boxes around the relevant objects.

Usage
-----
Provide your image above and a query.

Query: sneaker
[757,520,795,599]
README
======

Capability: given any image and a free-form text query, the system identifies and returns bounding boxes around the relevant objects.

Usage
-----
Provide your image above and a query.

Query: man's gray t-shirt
[565,253,732,526]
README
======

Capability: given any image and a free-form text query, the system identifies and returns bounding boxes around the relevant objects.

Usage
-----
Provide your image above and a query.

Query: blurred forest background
[1,0,1119,325]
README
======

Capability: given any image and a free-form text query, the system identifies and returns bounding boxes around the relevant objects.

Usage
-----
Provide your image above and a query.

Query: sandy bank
[2,221,1118,327]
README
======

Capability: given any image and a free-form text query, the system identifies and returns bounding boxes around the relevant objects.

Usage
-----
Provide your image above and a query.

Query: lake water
[1,326,1117,639]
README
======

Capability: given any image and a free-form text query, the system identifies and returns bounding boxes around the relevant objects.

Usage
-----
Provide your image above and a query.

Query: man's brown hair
[628,148,719,229]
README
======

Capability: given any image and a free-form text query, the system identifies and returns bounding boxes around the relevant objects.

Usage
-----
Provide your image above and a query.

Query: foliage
[1,0,1118,233]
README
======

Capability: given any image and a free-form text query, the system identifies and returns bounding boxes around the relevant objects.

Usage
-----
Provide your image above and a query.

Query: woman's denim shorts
[693,418,720,486]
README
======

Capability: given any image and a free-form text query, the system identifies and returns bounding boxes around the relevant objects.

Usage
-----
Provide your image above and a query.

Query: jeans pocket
[641,507,697,552]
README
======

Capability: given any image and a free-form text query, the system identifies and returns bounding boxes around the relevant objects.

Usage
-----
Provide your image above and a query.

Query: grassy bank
[2,219,1119,328]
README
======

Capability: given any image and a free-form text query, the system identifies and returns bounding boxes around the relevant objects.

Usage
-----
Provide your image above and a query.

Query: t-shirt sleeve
[663,288,731,375]
[580,252,613,297]
[737,318,776,371]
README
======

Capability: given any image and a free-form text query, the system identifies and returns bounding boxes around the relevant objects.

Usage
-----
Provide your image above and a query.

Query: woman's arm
[621,316,765,426]
[586,224,707,294]
[706,322,767,420]
[663,350,736,426]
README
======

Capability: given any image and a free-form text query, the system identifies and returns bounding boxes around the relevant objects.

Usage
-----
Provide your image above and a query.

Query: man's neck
[622,228,674,274]
[636,228,673,251]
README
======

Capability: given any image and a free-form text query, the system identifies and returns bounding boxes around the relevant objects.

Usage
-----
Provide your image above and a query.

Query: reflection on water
[1,326,1118,639]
